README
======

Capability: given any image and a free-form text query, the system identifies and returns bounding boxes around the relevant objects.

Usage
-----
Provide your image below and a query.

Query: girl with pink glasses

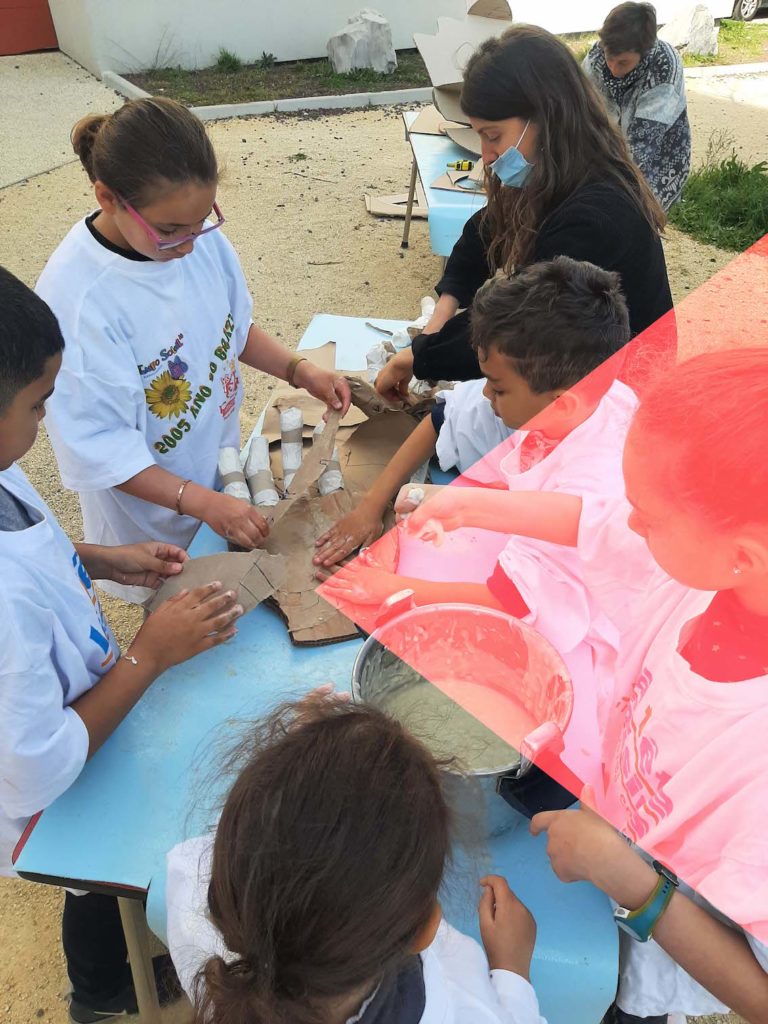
[36,98,350,603]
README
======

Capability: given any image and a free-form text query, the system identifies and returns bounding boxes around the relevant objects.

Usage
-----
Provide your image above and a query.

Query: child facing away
[166,691,547,1024]
[314,255,633,570]
[0,267,243,1023]
[35,98,350,604]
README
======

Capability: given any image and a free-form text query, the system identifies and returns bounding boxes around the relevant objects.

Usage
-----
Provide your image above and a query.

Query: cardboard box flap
[414,16,509,90]
[467,0,513,18]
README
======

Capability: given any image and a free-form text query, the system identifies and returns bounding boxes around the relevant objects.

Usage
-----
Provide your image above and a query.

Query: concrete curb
[684,61,768,77]
[100,71,431,120]
[101,70,152,101]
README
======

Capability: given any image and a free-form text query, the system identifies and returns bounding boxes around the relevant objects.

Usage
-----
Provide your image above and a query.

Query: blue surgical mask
[490,121,534,189]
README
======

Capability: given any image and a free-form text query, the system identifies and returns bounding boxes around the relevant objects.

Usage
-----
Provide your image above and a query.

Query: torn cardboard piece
[145,550,286,616]
[345,375,436,420]
[365,185,428,220]
[431,162,485,194]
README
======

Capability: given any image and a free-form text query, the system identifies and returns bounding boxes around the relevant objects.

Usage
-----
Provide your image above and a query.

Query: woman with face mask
[376,25,673,399]
[583,3,691,214]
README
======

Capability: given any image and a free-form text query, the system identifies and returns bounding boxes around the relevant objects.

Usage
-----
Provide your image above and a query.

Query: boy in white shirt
[314,255,633,571]
[0,267,241,1023]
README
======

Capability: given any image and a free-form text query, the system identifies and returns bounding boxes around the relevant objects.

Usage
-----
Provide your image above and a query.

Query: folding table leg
[401,158,419,249]
[118,896,161,1023]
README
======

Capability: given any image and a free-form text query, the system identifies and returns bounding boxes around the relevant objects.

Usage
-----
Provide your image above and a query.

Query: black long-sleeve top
[411,179,674,382]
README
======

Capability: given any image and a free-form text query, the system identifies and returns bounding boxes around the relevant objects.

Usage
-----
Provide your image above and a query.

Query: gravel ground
[0,91,763,1023]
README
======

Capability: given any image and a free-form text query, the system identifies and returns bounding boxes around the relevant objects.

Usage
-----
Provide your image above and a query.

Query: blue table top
[404,110,487,258]
[15,315,616,1024]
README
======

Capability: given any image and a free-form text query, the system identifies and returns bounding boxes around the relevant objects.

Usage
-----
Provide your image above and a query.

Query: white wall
[47,0,736,77]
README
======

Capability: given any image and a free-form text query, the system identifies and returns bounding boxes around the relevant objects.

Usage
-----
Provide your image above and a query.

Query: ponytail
[71,113,111,182]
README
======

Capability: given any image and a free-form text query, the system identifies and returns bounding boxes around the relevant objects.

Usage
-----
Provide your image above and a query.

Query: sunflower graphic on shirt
[145,369,192,419]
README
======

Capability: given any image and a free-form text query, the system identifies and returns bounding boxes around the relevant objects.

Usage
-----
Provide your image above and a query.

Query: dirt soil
[0,95,763,1023]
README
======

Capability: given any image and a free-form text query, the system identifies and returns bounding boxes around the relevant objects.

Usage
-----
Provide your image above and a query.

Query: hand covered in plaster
[313,500,384,567]
[395,483,466,534]
[316,560,404,607]
[478,875,537,978]
[294,360,351,416]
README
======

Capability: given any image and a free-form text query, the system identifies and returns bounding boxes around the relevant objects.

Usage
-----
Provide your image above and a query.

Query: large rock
[327,9,397,75]
[659,4,718,56]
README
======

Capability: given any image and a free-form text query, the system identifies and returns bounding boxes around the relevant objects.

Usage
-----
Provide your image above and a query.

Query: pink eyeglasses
[119,197,226,251]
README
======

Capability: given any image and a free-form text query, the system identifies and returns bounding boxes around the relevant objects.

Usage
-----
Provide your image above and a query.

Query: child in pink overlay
[533,348,768,1021]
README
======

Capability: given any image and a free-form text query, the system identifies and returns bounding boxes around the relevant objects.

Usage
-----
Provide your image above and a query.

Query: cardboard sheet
[407,104,456,138]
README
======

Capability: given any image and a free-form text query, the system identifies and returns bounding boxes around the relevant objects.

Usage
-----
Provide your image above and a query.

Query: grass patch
[683,18,768,66]
[215,48,243,74]
[669,132,768,250]
[127,49,430,106]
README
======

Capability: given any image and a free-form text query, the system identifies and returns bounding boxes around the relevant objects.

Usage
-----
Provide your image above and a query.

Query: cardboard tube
[245,436,279,507]
[280,408,303,490]
[313,421,344,495]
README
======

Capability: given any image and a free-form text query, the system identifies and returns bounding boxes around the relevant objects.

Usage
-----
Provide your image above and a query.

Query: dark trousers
[607,1004,668,1024]
[62,892,130,1005]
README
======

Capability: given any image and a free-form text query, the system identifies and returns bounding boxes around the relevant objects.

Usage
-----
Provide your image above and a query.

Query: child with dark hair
[166,692,547,1024]
[0,266,242,1022]
[36,98,349,605]
[315,255,631,568]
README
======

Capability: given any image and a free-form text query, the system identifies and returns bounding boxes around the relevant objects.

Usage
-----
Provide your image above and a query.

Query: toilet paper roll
[245,436,279,507]
[218,447,250,503]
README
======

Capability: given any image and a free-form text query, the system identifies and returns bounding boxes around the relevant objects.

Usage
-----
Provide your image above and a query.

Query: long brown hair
[195,695,452,1024]
[71,97,217,207]
[460,25,666,272]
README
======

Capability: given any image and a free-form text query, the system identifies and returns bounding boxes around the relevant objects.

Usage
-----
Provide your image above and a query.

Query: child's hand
[530,787,631,887]
[294,361,351,416]
[316,562,402,607]
[313,503,384,567]
[204,492,269,549]
[132,582,242,674]
[100,542,188,589]
[375,349,413,402]
[478,875,537,979]
[395,484,466,533]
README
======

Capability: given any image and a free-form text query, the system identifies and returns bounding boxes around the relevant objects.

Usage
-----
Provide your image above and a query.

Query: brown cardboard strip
[219,470,246,488]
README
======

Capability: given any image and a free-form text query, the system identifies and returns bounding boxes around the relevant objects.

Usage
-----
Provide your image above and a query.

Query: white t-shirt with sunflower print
[37,217,252,601]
